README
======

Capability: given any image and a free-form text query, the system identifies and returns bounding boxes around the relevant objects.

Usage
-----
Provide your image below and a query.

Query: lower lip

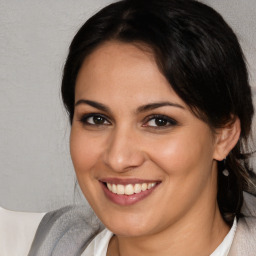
[101,182,159,206]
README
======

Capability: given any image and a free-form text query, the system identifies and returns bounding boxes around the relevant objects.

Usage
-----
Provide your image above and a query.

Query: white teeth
[107,183,112,191]
[125,184,134,195]
[106,182,157,195]
[112,184,117,194]
[116,184,125,195]
[134,184,142,194]
[141,183,147,191]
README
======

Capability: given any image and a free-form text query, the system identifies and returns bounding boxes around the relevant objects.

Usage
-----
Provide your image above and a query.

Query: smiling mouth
[106,182,157,195]
[100,179,160,205]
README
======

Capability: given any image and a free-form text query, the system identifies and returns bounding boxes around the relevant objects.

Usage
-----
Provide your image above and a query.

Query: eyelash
[78,113,178,129]
[142,114,178,128]
[79,113,111,126]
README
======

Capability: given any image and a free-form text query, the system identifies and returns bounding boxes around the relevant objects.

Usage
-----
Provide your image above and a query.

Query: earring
[222,169,229,177]
[222,158,229,177]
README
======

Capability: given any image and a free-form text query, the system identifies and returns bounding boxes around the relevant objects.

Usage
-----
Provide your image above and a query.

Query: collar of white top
[210,217,237,256]
[82,217,237,256]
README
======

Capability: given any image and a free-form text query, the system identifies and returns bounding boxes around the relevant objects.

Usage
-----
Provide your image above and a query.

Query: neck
[108,198,230,256]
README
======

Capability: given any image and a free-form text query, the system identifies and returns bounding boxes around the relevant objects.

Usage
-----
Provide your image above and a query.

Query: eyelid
[79,113,112,125]
[142,114,178,128]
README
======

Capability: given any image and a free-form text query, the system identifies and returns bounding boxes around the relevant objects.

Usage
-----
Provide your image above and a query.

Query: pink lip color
[100,181,159,206]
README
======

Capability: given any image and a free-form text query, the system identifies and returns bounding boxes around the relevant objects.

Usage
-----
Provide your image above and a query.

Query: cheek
[147,129,214,177]
[69,128,104,206]
[70,128,101,176]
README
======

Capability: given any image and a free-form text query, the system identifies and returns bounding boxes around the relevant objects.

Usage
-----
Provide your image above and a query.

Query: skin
[70,41,240,256]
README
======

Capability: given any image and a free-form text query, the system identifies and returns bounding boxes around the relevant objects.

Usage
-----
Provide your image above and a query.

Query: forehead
[75,41,185,107]
[77,41,159,89]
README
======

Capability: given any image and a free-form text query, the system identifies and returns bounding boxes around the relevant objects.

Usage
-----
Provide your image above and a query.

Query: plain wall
[0,0,255,212]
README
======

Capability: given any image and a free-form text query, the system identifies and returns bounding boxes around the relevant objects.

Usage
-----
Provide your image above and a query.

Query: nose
[103,126,145,172]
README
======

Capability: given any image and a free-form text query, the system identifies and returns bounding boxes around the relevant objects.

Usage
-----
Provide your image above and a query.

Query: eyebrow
[75,99,184,113]
[136,102,185,113]
[75,99,111,113]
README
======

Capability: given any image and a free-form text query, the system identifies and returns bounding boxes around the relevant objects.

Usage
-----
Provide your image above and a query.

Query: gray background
[0,0,255,212]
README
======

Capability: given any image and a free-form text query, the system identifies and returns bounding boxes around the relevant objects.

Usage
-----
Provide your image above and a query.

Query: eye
[79,114,111,126]
[143,115,177,128]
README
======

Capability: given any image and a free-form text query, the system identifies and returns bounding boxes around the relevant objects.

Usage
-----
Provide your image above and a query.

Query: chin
[99,210,159,237]
[107,222,153,237]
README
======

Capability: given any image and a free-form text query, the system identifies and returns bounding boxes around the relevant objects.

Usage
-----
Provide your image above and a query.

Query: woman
[1,0,256,255]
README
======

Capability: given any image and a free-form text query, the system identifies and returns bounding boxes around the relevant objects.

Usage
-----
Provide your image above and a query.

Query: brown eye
[92,116,106,125]
[154,118,168,126]
[147,118,168,127]
[143,115,178,128]
[80,114,111,126]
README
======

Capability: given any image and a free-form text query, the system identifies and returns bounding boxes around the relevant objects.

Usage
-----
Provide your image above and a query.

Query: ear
[213,117,241,161]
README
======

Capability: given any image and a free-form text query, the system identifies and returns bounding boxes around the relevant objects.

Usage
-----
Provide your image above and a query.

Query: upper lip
[99,178,161,185]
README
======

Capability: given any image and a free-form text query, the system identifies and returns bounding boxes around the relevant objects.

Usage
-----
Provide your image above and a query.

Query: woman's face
[70,41,220,237]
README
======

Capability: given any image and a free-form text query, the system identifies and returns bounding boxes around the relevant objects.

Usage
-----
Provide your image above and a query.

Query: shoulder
[229,192,256,256]
[0,207,46,256]
[28,205,104,256]
[0,205,104,256]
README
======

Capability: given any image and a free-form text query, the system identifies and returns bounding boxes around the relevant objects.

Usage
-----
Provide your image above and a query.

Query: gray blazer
[229,192,256,256]
[28,192,256,256]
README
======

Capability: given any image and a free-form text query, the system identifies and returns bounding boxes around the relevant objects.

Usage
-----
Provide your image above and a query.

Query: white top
[0,206,237,256]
